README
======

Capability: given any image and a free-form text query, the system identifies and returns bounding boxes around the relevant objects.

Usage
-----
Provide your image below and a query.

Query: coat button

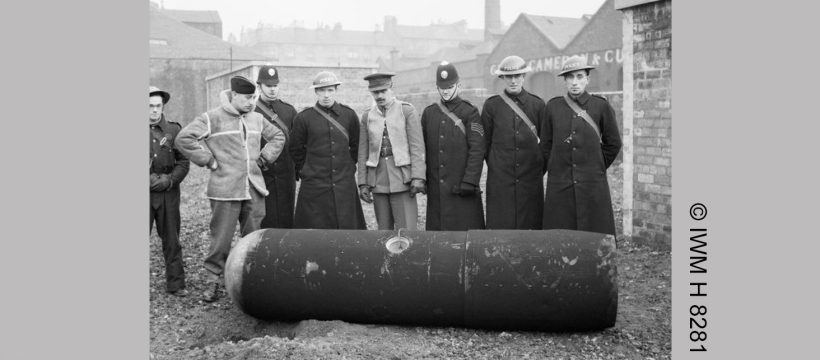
[572,164,577,167]
[572,147,577,151]
[573,180,578,184]
[440,135,444,139]
[515,131,519,135]
[440,164,444,167]
[515,179,519,183]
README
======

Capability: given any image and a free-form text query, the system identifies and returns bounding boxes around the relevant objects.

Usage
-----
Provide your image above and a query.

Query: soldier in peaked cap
[541,55,622,236]
[290,71,366,229]
[149,86,190,297]
[254,65,298,229]
[420,61,486,230]
[357,72,426,230]
[480,55,548,230]
[176,75,286,302]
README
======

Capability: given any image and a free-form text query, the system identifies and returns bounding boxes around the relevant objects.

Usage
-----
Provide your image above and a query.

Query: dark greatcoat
[481,89,547,230]
[255,98,297,229]
[290,101,366,229]
[421,96,486,231]
[541,91,622,236]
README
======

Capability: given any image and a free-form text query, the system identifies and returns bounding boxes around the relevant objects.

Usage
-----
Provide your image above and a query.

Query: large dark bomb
[225,229,617,331]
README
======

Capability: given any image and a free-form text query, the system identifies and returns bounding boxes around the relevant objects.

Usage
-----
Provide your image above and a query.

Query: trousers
[204,186,265,276]
[373,191,418,230]
[150,189,185,292]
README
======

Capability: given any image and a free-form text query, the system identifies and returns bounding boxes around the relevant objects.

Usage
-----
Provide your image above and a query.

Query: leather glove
[409,179,426,198]
[452,182,477,197]
[257,157,269,172]
[150,173,160,190]
[151,174,172,192]
[358,185,374,204]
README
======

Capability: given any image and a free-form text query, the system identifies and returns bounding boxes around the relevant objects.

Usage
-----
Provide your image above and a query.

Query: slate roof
[522,14,588,49]
[150,7,266,61]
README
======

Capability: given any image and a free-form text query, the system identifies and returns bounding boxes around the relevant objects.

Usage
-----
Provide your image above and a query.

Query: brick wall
[149,58,235,128]
[619,0,671,250]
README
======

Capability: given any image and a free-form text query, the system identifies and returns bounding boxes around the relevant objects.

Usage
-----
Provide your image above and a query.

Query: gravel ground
[149,163,670,359]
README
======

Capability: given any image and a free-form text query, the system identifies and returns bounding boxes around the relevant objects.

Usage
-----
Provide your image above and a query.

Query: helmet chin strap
[439,86,459,102]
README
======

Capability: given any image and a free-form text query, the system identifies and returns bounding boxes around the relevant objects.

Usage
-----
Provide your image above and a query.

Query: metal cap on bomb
[364,72,396,91]
[436,61,459,88]
[257,65,280,86]
[149,86,170,104]
[557,55,596,76]
[494,55,531,76]
[230,76,256,94]
[310,71,342,89]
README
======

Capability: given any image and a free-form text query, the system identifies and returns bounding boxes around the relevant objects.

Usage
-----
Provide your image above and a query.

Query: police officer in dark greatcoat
[541,55,622,236]
[149,86,190,297]
[290,71,366,229]
[481,55,547,230]
[255,65,298,229]
[420,61,486,230]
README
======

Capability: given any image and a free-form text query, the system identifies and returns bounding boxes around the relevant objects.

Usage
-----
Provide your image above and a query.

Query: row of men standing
[148,54,622,301]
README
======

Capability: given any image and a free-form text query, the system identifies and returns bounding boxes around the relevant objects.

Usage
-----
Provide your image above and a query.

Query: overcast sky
[156,0,607,40]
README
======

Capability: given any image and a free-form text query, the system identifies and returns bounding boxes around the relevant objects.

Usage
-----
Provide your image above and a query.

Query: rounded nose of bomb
[224,229,267,310]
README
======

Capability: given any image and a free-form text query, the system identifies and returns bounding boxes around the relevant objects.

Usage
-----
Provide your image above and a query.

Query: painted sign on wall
[489,48,624,75]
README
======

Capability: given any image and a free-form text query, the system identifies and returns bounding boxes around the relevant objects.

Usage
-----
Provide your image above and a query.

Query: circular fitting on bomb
[385,229,411,254]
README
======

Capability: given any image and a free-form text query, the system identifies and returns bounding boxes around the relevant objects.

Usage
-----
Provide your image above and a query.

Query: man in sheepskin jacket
[175,76,286,302]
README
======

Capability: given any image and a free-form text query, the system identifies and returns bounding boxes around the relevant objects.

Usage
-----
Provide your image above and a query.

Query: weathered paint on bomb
[225,229,617,331]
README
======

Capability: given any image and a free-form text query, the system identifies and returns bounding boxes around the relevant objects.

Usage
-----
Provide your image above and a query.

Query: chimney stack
[485,0,501,41]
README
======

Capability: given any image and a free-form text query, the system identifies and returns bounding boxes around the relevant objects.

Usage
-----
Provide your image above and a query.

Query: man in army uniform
[357,72,426,230]
[481,55,547,230]
[290,71,366,229]
[149,86,190,297]
[176,76,286,302]
[255,65,297,229]
[420,62,485,231]
[541,55,622,236]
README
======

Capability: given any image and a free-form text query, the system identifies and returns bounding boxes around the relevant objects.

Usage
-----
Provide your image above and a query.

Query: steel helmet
[494,55,531,76]
[310,71,342,89]
[557,55,596,77]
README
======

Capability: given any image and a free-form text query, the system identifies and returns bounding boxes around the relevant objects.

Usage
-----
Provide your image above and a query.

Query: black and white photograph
[9,0,820,359]
[148,0,671,358]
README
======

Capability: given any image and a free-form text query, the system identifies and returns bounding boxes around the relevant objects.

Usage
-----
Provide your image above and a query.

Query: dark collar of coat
[151,115,171,132]
[316,101,341,116]
[504,88,529,104]
[442,95,463,109]
[569,91,591,106]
